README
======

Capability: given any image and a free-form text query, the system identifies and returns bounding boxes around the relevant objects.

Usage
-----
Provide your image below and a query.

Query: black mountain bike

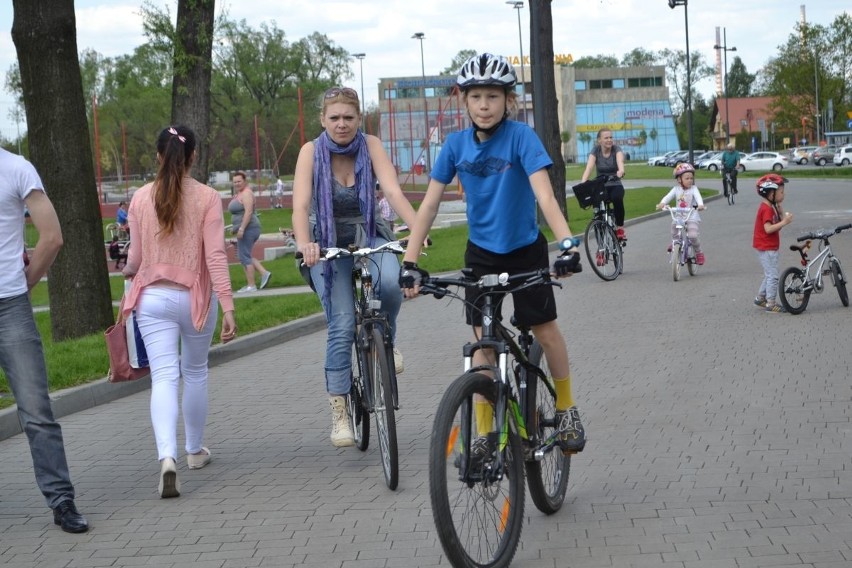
[418,268,575,568]
[572,175,624,281]
[302,241,404,489]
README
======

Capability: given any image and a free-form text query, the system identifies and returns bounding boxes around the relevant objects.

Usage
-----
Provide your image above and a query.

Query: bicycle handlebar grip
[836,224,852,233]
[797,234,813,242]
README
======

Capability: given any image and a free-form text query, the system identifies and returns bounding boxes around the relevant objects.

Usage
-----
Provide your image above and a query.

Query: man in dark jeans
[720,142,740,198]
[0,148,89,533]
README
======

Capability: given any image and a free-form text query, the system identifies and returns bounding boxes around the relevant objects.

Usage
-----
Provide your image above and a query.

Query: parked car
[695,151,721,169]
[702,152,746,171]
[788,146,817,164]
[834,146,852,166]
[648,151,678,166]
[664,150,690,167]
[810,145,837,166]
[739,151,788,172]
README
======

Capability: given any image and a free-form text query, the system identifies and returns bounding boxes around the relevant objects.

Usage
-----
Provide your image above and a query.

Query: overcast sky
[0,0,847,141]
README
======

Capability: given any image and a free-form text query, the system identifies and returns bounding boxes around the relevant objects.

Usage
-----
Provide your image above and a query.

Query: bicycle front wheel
[584,219,623,281]
[779,266,810,314]
[672,243,682,282]
[687,243,698,277]
[350,334,370,451]
[830,258,849,307]
[524,341,570,515]
[429,372,524,568]
[368,327,398,490]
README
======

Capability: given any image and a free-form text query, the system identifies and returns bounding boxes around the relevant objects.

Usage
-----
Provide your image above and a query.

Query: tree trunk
[171,0,215,183]
[529,0,567,220]
[12,0,114,340]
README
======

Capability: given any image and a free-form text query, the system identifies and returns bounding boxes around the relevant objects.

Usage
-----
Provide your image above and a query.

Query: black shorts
[463,233,557,328]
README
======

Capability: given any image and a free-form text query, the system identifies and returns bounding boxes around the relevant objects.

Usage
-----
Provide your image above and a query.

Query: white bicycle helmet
[457,53,517,90]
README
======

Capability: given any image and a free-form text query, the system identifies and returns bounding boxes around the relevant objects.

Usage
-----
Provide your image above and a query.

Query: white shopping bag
[124,280,148,369]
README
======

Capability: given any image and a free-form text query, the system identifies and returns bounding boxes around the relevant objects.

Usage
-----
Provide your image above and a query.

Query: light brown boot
[329,396,355,447]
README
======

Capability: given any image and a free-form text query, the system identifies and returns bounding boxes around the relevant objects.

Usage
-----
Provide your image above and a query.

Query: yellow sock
[474,400,494,437]
[554,376,574,411]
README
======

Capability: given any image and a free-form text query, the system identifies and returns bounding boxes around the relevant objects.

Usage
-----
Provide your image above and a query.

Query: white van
[834,146,852,166]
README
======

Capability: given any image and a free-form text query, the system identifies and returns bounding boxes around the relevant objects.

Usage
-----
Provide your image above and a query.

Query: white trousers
[136,286,217,461]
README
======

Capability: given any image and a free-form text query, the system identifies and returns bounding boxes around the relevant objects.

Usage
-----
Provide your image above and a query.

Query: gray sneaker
[556,407,586,454]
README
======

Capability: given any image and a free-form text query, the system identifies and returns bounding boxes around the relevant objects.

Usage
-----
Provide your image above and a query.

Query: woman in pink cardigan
[123,125,236,498]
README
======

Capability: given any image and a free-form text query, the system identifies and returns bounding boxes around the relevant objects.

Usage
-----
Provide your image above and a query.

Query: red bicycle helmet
[756,173,788,198]
[672,162,695,178]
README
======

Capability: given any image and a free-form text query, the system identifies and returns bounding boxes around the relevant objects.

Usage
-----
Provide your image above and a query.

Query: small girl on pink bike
[655,162,706,265]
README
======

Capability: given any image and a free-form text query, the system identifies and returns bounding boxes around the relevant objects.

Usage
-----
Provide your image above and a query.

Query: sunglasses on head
[324,87,359,100]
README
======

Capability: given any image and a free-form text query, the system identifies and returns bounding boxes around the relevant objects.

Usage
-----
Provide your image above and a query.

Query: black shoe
[53,500,89,533]
[556,407,586,454]
[453,433,496,471]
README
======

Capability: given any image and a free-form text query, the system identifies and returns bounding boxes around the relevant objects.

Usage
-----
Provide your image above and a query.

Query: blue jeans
[309,238,402,395]
[0,293,75,508]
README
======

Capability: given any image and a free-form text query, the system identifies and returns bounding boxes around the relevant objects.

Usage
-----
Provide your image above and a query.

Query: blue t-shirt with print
[430,120,552,254]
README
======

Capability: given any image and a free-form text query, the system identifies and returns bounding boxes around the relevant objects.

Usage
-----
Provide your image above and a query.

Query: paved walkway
[2,179,852,567]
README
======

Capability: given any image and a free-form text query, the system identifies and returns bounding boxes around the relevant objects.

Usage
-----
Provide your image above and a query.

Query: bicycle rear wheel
[429,372,524,568]
[368,327,398,490]
[779,266,810,314]
[584,219,622,281]
[830,258,849,307]
[672,243,682,282]
[350,333,370,451]
[524,341,570,515]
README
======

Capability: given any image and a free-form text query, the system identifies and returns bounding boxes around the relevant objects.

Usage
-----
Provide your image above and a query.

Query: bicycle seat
[790,241,811,253]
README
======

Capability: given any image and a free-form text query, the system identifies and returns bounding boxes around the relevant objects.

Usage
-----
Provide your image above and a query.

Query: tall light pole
[506,1,527,124]
[668,0,693,164]
[351,53,366,115]
[411,32,431,173]
[713,28,737,145]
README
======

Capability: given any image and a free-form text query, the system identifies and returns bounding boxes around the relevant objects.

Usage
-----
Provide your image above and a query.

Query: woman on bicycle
[580,128,626,242]
[292,87,417,448]
[656,162,706,265]
[399,53,586,454]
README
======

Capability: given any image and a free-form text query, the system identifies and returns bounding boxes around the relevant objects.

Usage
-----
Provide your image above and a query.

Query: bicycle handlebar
[419,268,559,299]
[295,240,407,265]
[796,224,852,242]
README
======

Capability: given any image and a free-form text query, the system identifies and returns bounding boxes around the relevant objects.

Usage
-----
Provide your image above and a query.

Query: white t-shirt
[0,149,43,298]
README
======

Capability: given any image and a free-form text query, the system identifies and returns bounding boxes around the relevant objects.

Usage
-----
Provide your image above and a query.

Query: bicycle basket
[572,178,607,209]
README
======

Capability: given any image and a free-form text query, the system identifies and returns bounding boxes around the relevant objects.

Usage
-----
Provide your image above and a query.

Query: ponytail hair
[153,125,196,236]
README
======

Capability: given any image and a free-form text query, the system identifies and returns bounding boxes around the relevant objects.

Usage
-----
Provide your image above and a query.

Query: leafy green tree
[572,54,619,69]
[658,48,715,116]
[725,56,755,98]
[441,50,477,75]
[620,48,658,67]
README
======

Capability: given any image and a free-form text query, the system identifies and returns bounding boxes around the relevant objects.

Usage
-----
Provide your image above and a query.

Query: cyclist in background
[399,53,586,454]
[580,128,626,242]
[656,163,706,265]
[720,142,740,198]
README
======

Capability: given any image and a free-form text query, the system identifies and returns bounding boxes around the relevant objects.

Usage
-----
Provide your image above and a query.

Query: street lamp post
[668,0,693,164]
[713,28,737,145]
[352,53,366,116]
[506,1,527,125]
[411,32,431,173]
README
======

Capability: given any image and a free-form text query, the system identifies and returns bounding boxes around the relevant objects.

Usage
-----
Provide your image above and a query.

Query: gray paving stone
[2,179,852,566]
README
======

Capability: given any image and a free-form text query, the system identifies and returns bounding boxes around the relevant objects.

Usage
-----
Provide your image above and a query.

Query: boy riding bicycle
[399,53,586,454]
